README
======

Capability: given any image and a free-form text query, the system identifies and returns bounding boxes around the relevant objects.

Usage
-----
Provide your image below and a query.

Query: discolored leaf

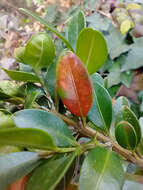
[3,69,40,83]
[24,33,55,70]
[115,121,137,150]
[88,82,112,132]
[56,51,93,117]
[0,152,40,190]
[76,28,108,74]
[0,128,57,150]
[67,10,85,51]
[7,175,28,190]
[13,109,76,147]
[26,152,77,190]
[79,146,124,190]
[115,105,141,145]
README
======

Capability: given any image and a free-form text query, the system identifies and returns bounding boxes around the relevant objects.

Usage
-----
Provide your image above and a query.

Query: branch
[52,111,143,169]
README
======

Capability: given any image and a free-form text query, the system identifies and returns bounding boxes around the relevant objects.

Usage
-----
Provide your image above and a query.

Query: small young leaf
[13,109,76,147]
[3,69,40,83]
[115,105,141,145]
[115,121,137,150]
[79,146,124,190]
[24,33,55,70]
[67,10,85,51]
[87,82,112,132]
[24,91,39,109]
[56,51,94,117]
[0,128,57,150]
[19,8,74,52]
[26,152,77,190]
[0,152,40,190]
[76,28,108,74]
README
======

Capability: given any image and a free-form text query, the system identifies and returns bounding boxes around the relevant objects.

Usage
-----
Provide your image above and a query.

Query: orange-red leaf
[56,51,93,117]
[7,175,28,190]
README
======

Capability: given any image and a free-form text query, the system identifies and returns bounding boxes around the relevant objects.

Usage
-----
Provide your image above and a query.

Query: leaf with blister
[115,121,137,150]
[67,10,85,51]
[3,69,40,83]
[56,51,94,117]
[13,109,77,147]
[76,28,108,74]
[0,128,57,150]
[79,146,124,190]
[87,82,112,132]
[0,151,40,190]
[26,152,77,190]
[115,105,141,145]
[24,33,55,70]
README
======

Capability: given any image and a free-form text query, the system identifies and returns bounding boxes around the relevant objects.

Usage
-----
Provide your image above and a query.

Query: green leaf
[26,152,77,190]
[0,112,16,129]
[24,91,39,109]
[86,13,111,31]
[45,60,56,99]
[0,80,21,97]
[87,82,112,132]
[0,128,57,150]
[0,151,40,190]
[67,10,85,51]
[24,33,55,70]
[114,96,130,116]
[106,26,130,59]
[19,8,74,52]
[121,38,143,71]
[90,73,104,86]
[79,146,124,190]
[115,121,137,150]
[14,47,25,63]
[13,109,76,147]
[3,68,40,83]
[76,28,108,74]
[115,105,141,145]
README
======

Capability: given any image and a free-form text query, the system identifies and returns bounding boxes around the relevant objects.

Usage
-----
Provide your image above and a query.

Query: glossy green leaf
[13,109,76,147]
[114,96,130,116]
[76,28,108,74]
[115,105,141,145]
[0,151,40,190]
[79,146,124,190]
[19,8,74,52]
[87,82,112,132]
[24,33,55,70]
[0,128,57,150]
[115,121,137,150]
[45,60,56,99]
[56,51,94,117]
[3,68,40,83]
[26,152,77,190]
[67,10,85,51]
